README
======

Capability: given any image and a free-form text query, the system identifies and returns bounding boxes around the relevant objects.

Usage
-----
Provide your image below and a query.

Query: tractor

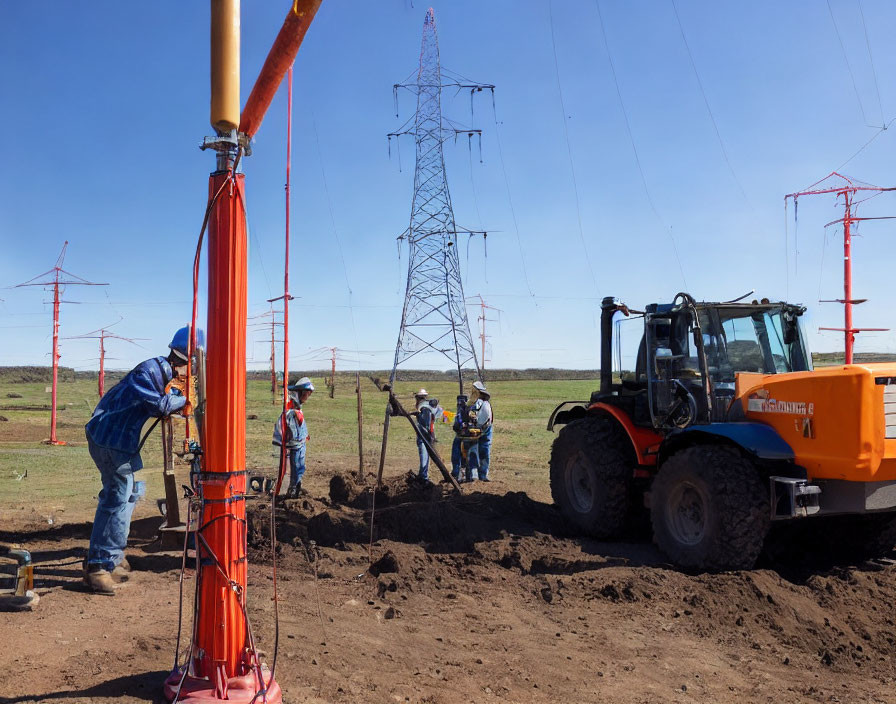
[548,292,896,570]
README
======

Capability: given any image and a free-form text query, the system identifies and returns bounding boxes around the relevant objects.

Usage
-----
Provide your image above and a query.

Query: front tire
[549,416,633,538]
[651,445,769,571]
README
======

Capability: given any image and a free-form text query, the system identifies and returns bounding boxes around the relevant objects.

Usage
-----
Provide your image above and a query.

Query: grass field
[0,375,599,522]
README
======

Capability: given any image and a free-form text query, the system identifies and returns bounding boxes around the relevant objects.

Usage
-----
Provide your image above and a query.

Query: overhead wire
[310,109,363,372]
[548,0,599,291]
[858,0,885,127]
[670,0,754,211]
[826,0,878,128]
[594,0,689,290]
[490,95,536,300]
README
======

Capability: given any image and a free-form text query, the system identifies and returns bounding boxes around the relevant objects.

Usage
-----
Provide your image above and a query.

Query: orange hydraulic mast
[164,2,321,702]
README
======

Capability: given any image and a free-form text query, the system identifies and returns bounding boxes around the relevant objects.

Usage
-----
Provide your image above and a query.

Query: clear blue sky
[3,0,896,373]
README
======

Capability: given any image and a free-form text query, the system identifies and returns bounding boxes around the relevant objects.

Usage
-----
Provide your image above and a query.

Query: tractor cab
[548,292,811,432]
[636,294,811,429]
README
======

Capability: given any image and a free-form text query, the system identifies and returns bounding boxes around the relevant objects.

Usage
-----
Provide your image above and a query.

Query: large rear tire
[651,445,769,571]
[549,416,632,538]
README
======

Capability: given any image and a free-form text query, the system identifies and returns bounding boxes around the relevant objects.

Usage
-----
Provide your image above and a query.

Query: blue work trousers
[86,440,145,571]
[416,437,430,480]
[451,436,480,482]
[474,425,492,480]
[289,442,306,488]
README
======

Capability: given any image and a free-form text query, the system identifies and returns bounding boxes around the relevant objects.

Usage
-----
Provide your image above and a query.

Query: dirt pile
[244,470,896,690]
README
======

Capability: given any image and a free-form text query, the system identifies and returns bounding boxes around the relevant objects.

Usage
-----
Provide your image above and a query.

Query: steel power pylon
[377,8,493,481]
[386,8,493,390]
[13,241,108,444]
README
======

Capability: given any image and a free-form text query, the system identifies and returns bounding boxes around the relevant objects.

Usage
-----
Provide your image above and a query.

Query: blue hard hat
[169,326,205,360]
[287,376,314,393]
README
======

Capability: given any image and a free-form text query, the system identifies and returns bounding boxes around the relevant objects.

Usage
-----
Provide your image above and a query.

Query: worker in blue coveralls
[468,381,494,482]
[412,389,435,482]
[273,377,314,499]
[82,326,199,595]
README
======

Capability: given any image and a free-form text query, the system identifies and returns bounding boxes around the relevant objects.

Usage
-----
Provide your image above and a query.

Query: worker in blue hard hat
[273,376,314,499]
[82,325,202,594]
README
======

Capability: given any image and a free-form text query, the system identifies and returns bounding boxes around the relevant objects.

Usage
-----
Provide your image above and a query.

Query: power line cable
[310,110,362,369]
[548,0,598,291]
[594,0,688,289]
[490,100,536,300]
[826,0,878,128]
[670,0,754,211]
[858,0,886,127]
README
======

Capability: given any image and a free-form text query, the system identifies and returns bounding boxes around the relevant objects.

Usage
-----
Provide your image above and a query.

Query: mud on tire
[549,416,633,538]
[651,445,769,571]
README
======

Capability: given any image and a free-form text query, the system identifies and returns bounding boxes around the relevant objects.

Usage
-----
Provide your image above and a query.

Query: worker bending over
[413,388,435,482]
[273,377,314,498]
[82,326,196,595]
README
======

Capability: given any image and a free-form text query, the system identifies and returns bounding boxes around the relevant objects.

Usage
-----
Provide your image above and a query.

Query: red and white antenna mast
[785,172,895,364]
[468,294,502,378]
[14,241,108,444]
[65,321,148,397]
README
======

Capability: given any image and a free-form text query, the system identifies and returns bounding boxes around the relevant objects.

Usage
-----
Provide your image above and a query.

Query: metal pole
[843,190,854,364]
[49,272,61,445]
[270,313,276,403]
[98,332,105,398]
[356,372,364,481]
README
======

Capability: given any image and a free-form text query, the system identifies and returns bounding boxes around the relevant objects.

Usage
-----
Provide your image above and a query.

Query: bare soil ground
[2,467,896,704]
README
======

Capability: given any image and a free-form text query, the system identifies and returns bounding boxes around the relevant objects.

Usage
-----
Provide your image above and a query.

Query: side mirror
[782,315,799,345]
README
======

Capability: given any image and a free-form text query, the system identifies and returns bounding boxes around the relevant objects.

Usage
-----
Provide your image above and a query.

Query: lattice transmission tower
[386,7,494,392]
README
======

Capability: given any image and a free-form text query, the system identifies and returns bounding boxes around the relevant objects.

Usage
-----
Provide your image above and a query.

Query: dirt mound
[244,470,896,690]
[249,471,567,555]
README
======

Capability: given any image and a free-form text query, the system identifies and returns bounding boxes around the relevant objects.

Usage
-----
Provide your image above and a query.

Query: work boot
[83,566,115,595]
[111,557,131,582]
[286,483,301,499]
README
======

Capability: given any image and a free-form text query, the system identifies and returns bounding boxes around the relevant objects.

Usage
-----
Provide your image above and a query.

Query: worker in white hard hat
[468,380,494,481]
[412,388,435,482]
[273,376,314,498]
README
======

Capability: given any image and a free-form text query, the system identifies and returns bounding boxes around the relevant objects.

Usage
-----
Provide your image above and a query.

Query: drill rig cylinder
[210,0,240,134]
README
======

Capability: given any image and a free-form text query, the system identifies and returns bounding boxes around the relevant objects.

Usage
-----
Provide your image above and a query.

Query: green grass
[0,376,600,522]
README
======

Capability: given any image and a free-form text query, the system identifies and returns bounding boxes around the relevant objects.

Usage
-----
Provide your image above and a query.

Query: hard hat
[169,325,205,362]
[414,388,428,397]
[287,377,315,393]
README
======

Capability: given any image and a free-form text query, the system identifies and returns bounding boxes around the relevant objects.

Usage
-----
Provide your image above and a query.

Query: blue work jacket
[85,356,186,455]
[272,406,308,449]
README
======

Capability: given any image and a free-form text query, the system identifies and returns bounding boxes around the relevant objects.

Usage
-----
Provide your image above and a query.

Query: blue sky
[3,0,896,373]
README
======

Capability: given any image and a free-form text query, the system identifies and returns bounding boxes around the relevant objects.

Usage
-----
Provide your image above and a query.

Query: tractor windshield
[701,305,812,382]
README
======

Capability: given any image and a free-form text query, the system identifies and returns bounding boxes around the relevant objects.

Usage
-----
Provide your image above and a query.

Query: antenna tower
[249,304,284,404]
[65,322,147,397]
[785,172,895,363]
[13,241,108,444]
[468,294,502,378]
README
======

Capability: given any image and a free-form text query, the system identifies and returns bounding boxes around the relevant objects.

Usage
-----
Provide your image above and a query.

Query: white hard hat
[414,388,428,397]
